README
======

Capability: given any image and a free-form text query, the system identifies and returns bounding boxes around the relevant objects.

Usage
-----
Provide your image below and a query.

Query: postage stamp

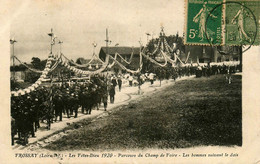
[184,0,223,45]
[185,0,260,47]
[224,0,259,46]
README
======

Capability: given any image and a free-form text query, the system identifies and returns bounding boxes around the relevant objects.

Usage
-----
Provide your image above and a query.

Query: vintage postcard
[0,0,260,163]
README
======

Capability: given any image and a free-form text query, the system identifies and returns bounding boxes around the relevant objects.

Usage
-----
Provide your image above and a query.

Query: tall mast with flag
[105,28,111,55]
[47,28,56,130]
[104,28,111,84]
[10,37,17,81]
[48,28,57,55]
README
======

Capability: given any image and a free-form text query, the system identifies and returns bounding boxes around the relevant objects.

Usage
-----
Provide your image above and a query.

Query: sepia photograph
[1,0,260,163]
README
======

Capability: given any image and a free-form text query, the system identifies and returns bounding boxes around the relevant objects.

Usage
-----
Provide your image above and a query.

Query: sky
[10,0,185,63]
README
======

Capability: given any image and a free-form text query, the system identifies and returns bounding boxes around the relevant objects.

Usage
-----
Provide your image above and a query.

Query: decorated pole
[159,26,165,52]
[105,28,111,82]
[138,40,143,94]
[48,28,57,56]
[47,28,55,130]
[61,70,64,89]
[146,32,150,45]
[10,38,17,81]
[92,42,97,55]
[93,42,99,69]
[58,40,63,53]
[105,28,111,55]
[58,40,63,86]
[47,72,53,130]
[69,69,71,86]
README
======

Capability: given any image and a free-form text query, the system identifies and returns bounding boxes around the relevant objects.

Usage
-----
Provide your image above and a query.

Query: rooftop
[100,46,140,55]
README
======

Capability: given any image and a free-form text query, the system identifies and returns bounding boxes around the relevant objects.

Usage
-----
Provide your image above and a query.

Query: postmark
[224,0,259,46]
[205,1,259,54]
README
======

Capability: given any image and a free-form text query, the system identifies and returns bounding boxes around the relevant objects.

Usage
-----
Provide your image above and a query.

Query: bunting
[11,54,54,96]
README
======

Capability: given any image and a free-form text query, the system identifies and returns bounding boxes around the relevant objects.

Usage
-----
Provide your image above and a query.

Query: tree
[31,57,46,70]
[76,58,85,64]
[23,57,47,83]
[31,57,41,68]
[10,64,27,72]
[25,71,40,83]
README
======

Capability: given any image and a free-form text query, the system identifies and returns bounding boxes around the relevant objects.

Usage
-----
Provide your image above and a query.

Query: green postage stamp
[225,0,259,45]
[184,0,260,46]
[185,0,223,45]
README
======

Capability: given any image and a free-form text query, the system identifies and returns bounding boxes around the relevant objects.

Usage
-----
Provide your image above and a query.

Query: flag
[51,35,57,45]
[10,37,17,44]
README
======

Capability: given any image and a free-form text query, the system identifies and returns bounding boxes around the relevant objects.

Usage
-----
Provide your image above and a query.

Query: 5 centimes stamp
[184,0,223,45]
[204,1,259,53]
[225,0,259,46]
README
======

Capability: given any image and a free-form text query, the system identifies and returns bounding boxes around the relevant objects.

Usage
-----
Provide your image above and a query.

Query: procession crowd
[11,63,240,145]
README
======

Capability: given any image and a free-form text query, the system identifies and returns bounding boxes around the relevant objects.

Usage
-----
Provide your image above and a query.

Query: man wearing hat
[117,75,122,92]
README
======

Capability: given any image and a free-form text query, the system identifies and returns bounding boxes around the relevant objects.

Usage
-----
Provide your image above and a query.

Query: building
[99,46,141,74]
[11,71,25,82]
[184,45,242,63]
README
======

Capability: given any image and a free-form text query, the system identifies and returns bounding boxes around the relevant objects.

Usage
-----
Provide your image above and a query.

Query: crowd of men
[11,63,240,145]
[11,75,109,145]
[195,64,240,78]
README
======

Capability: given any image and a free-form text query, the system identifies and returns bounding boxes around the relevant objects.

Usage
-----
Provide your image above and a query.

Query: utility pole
[10,38,17,81]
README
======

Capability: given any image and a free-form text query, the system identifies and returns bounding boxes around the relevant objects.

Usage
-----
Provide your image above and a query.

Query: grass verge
[45,75,242,151]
